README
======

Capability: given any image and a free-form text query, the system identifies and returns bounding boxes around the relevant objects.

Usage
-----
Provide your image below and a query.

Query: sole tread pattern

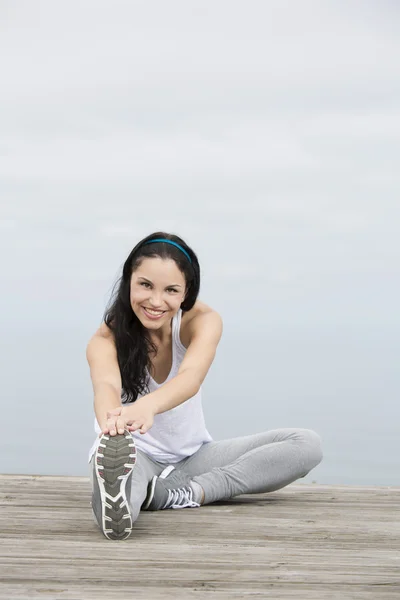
[94,431,136,540]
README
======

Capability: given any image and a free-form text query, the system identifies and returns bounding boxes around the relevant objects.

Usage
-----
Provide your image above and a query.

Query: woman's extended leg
[179,428,323,504]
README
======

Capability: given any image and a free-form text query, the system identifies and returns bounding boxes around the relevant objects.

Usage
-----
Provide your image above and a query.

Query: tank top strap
[172,308,187,355]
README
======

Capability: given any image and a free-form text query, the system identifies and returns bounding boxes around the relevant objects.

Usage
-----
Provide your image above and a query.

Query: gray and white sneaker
[91,430,136,540]
[142,466,201,511]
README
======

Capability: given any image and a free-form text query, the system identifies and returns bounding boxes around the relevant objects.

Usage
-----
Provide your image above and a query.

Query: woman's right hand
[99,402,155,437]
[99,407,126,437]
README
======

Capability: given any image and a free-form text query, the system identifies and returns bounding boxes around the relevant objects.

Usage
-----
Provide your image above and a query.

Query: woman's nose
[148,292,163,307]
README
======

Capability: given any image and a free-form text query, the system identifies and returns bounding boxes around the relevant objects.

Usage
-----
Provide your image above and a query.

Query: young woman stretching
[87,233,323,540]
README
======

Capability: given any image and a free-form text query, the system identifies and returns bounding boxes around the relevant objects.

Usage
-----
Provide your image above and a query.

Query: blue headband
[143,238,192,264]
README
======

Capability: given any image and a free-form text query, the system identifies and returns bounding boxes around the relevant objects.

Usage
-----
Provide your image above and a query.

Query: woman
[87,232,323,540]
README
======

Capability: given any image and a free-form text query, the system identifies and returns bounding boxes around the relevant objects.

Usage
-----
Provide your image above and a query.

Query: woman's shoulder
[181,299,217,327]
[180,300,221,348]
[95,321,115,341]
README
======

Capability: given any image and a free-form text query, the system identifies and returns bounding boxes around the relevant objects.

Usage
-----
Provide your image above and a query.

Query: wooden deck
[0,475,399,599]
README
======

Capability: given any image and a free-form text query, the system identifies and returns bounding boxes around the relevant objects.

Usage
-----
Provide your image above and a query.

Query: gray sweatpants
[89,428,322,523]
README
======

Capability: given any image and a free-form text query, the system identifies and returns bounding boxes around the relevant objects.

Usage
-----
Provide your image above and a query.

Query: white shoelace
[162,485,200,510]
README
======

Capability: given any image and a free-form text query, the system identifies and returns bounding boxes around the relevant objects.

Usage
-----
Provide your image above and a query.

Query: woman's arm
[91,307,223,436]
[86,327,122,431]
[142,308,223,416]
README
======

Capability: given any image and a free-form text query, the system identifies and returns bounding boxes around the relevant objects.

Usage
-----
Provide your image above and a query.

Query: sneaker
[142,466,200,511]
[91,430,136,540]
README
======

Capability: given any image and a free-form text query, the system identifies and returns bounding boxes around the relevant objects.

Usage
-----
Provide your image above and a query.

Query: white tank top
[88,309,212,464]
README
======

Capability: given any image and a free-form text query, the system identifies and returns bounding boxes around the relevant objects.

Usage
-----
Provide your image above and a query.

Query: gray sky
[0,1,399,481]
[1,1,399,330]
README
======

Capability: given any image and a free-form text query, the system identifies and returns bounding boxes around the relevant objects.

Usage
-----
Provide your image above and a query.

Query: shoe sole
[94,430,136,540]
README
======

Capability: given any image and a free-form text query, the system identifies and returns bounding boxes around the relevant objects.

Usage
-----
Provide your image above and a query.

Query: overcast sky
[1,1,399,332]
[1,1,398,334]
[0,1,399,480]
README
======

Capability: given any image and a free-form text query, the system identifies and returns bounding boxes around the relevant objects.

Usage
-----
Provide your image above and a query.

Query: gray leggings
[90,428,322,524]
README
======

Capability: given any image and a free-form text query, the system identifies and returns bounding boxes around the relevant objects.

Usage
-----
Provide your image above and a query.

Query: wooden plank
[0,476,399,599]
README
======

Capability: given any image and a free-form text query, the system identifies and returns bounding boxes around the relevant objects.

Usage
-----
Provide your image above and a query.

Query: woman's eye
[140,282,177,293]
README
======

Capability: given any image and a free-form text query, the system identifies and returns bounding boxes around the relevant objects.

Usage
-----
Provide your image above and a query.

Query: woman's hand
[99,400,155,437]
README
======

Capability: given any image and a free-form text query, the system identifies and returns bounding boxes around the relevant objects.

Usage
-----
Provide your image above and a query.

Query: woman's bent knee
[301,428,323,469]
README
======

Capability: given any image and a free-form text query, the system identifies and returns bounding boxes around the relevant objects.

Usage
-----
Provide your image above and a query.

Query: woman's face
[130,257,187,332]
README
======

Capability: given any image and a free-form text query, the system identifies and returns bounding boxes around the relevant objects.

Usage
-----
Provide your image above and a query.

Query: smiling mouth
[142,307,166,316]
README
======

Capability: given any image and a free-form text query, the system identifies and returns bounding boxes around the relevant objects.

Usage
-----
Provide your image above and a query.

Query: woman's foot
[91,430,136,540]
[142,466,204,511]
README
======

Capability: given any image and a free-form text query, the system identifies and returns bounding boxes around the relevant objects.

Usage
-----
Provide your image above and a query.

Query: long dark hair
[103,232,200,403]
